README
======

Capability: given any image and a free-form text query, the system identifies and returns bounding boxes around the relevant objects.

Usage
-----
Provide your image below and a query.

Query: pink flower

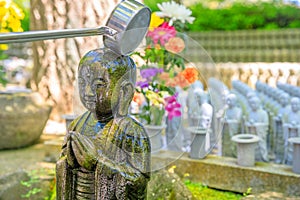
[165,95,181,120]
[147,22,176,46]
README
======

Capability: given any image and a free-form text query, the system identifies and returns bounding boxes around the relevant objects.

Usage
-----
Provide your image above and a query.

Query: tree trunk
[30,0,119,120]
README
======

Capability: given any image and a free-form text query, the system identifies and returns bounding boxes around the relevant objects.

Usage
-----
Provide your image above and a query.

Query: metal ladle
[0,0,151,55]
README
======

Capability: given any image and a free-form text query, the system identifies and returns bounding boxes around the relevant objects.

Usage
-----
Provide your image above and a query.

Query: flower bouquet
[133,1,197,126]
[135,67,182,126]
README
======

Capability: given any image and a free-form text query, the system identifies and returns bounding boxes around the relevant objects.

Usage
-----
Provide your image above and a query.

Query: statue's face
[77,48,135,119]
[78,63,112,115]
[291,99,300,112]
[280,94,289,106]
[226,95,236,107]
[249,98,259,111]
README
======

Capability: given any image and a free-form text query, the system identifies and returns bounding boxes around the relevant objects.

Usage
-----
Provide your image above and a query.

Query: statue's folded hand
[70,132,98,170]
[66,139,77,167]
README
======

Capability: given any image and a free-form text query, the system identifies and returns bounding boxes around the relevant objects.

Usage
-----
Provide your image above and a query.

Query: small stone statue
[194,89,213,129]
[186,81,204,125]
[221,93,242,157]
[224,93,242,123]
[56,48,151,199]
[245,96,269,162]
[184,81,203,150]
[273,92,290,163]
[283,97,300,165]
[194,89,213,151]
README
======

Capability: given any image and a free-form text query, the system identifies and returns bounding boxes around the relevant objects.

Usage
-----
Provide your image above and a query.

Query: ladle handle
[0,26,117,44]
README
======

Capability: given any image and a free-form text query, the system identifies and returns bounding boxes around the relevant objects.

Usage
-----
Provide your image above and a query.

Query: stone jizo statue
[245,96,269,162]
[277,92,291,120]
[184,82,203,151]
[193,89,213,151]
[224,93,242,123]
[273,92,290,163]
[283,97,300,165]
[56,48,151,199]
[221,93,242,157]
[186,81,204,125]
[194,89,213,129]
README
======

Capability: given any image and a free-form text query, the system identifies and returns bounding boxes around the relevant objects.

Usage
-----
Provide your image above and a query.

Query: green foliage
[0,0,29,87]
[0,64,8,87]
[144,0,170,11]
[20,170,42,199]
[0,51,8,87]
[13,0,30,31]
[45,180,56,200]
[188,2,300,31]
[20,168,56,200]
[149,106,165,125]
[184,180,243,200]
[243,187,252,196]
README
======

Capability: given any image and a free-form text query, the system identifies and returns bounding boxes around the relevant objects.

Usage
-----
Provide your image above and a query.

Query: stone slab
[2,134,300,198]
[152,151,300,196]
[0,134,59,200]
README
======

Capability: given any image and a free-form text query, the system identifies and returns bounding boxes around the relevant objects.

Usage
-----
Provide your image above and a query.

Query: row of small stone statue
[221,80,300,165]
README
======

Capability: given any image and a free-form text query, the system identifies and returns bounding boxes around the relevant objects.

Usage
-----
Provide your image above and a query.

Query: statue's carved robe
[56,111,151,200]
[246,109,269,161]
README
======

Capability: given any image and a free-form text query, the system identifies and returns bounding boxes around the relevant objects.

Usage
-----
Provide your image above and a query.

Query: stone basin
[0,89,52,149]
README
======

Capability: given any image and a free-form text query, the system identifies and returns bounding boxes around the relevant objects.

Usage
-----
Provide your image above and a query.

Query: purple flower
[140,68,163,80]
[136,81,149,89]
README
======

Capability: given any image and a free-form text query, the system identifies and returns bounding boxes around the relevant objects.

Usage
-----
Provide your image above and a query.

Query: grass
[47,179,244,200]
[184,180,243,200]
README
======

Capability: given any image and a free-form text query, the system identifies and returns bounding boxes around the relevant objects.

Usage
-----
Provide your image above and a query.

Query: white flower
[156,1,195,26]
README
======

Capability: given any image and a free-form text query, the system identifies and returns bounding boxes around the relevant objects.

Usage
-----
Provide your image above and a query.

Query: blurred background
[1,0,300,125]
[1,1,300,199]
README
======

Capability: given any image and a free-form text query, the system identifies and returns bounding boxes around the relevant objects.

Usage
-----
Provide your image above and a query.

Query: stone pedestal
[187,127,208,159]
[144,124,166,152]
[288,137,300,174]
[232,134,260,167]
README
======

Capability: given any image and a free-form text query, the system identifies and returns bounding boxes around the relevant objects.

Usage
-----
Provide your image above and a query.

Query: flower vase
[187,127,208,159]
[231,134,260,167]
[144,124,167,152]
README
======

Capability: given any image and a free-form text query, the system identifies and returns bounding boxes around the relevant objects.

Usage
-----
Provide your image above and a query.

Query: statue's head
[249,96,260,111]
[226,93,237,108]
[191,80,203,90]
[194,88,206,105]
[279,92,290,106]
[78,48,136,120]
[246,91,256,100]
[291,97,300,113]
